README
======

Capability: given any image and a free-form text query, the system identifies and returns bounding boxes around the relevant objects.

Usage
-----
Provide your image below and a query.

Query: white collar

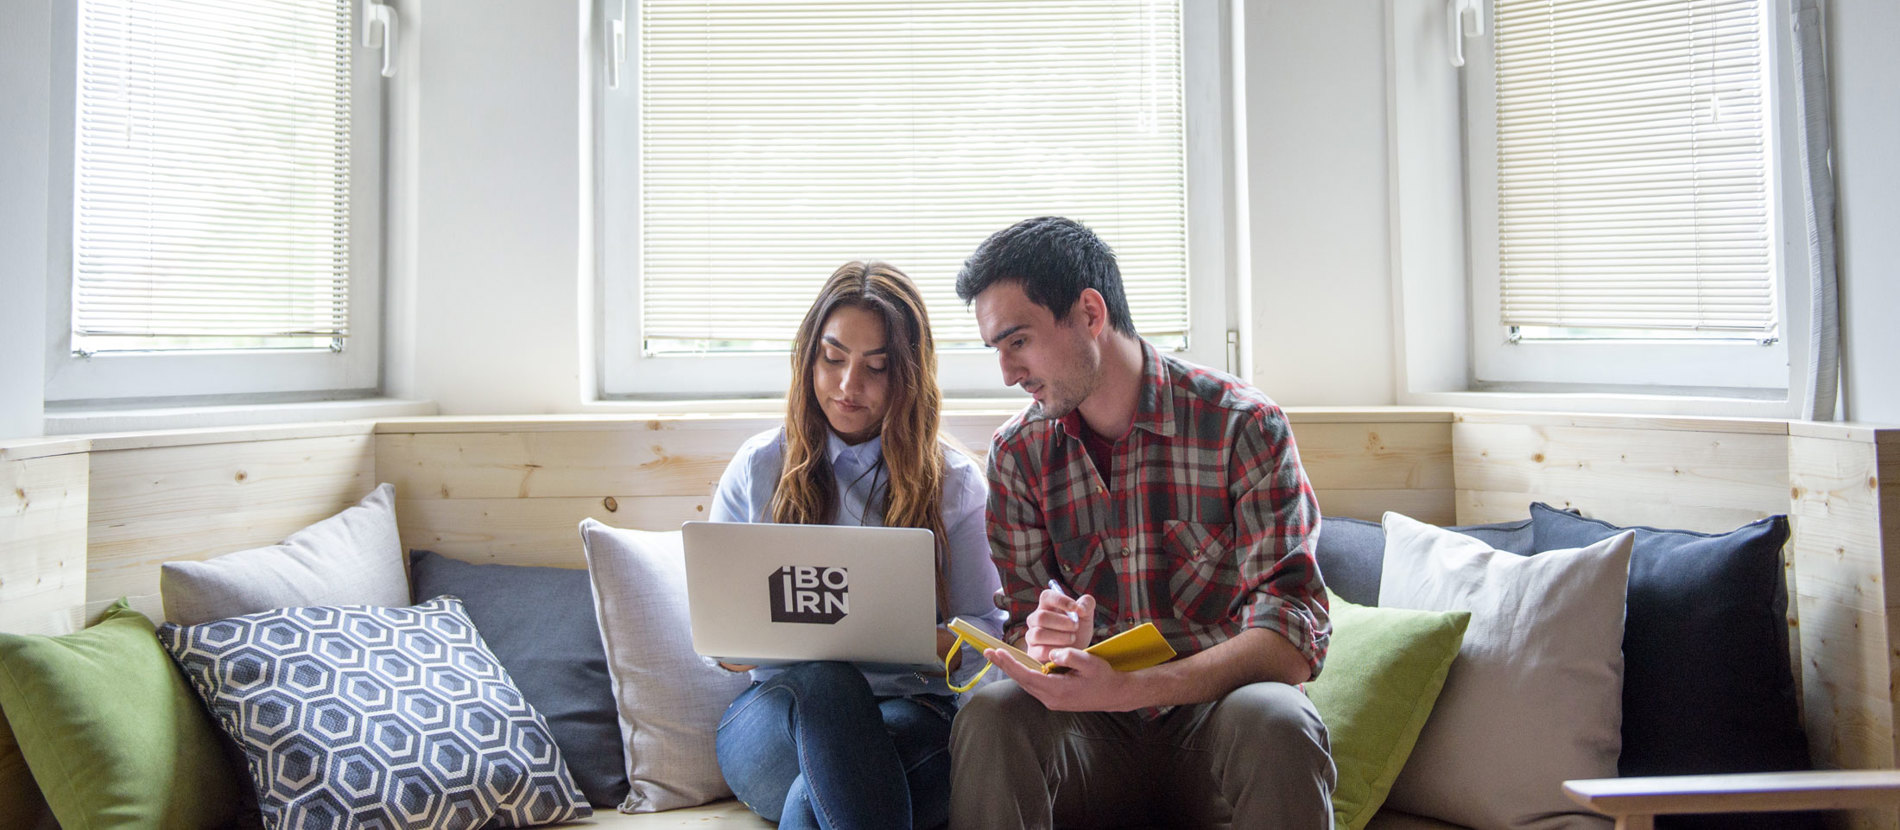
[825,430,883,468]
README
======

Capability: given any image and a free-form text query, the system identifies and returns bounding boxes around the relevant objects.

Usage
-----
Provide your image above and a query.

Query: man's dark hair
[955,216,1137,338]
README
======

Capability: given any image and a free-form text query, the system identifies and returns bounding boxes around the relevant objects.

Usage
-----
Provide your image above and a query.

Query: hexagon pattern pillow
[158,596,589,829]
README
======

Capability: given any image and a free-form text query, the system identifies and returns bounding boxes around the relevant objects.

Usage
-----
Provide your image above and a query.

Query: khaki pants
[948,681,1335,830]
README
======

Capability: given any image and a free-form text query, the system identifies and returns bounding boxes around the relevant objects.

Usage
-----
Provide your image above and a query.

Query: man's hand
[1024,587,1096,662]
[984,647,1145,712]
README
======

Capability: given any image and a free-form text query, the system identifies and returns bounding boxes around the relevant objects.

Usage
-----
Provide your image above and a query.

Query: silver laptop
[680,521,940,670]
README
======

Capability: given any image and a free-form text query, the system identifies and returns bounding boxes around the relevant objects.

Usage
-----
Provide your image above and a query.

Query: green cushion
[0,599,244,830]
[0,710,55,830]
[1304,592,1469,830]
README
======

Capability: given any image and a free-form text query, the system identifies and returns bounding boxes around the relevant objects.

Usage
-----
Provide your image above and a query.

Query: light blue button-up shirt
[709,427,1007,697]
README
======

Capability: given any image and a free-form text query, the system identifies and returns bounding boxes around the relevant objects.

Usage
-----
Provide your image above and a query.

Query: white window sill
[577,395,1031,419]
[1399,388,1800,420]
[44,397,438,436]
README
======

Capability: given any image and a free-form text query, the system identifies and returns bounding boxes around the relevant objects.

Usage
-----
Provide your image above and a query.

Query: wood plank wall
[1789,426,1900,830]
[372,410,1456,568]
[85,427,378,604]
[0,442,89,635]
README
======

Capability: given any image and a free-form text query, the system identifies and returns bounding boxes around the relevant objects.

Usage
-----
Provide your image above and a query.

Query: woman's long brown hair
[772,261,952,614]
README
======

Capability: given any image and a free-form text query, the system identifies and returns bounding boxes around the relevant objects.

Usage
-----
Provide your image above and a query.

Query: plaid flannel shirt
[985,342,1330,681]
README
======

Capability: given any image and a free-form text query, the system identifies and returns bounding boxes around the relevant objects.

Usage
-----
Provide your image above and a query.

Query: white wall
[1829,1,1900,424]
[1240,1,1397,406]
[0,0,50,441]
[382,0,589,414]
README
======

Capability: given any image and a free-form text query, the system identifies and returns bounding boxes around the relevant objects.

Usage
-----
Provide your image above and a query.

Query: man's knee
[1214,682,1329,759]
[951,680,1044,756]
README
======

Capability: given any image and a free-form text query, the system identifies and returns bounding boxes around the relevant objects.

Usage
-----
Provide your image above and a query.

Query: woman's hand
[936,625,963,671]
[717,661,757,673]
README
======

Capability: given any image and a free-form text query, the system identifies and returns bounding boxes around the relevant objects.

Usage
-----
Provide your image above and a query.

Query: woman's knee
[770,660,870,697]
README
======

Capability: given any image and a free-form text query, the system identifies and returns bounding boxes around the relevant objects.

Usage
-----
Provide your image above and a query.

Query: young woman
[708,261,1006,830]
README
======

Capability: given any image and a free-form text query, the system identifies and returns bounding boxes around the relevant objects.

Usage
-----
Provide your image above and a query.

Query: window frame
[594,0,1233,400]
[42,0,384,405]
[1463,0,1803,393]
[1386,0,1817,414]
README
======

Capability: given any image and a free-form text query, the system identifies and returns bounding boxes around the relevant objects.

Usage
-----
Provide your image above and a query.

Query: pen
[1047,578,1081,623]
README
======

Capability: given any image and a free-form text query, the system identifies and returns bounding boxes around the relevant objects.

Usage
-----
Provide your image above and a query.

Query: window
[598,0,1231,398]
[45,0,384,403]
[1465,0,1797,392]
[1388,0,1815,408]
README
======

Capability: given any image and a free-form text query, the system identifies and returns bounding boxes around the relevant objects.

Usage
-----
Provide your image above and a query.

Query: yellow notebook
[944,616,1177,691]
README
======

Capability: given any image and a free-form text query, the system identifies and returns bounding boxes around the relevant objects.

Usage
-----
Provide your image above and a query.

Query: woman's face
[813,305,893,444]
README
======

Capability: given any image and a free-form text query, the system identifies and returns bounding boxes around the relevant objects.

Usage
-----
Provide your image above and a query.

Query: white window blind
[1493,0,1776,334]
[638,0,1187,352]
[73,0,353,353]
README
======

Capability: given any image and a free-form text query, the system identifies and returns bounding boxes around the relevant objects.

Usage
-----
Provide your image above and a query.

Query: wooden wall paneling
[1294,422,1454,491]
[86,435,377,603]
[1313,489,1454,525]
[1797,599,1900,830]
[1792,436,1891,615]
[1452,421,1789,530]
[1293,421,1455,525]
[395,495,707,566]
[1790,432,1899,822]
[0,452,89,635]
[379,419,774,566]
[376,419,782,501]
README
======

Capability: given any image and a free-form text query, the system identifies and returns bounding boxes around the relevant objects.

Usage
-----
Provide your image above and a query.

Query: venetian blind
[73,0,353,352]
[1493,0,1777,333]
[639,0,1187,350]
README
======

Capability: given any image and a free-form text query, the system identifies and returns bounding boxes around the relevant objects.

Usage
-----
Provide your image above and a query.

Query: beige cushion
[579,520,752,814]
[159,483,409,625]
[1378,512,1632,830]
[562,799,769,827]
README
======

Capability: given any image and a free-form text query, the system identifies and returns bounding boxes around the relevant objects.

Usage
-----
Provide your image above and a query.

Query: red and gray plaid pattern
[985,342,1330,679]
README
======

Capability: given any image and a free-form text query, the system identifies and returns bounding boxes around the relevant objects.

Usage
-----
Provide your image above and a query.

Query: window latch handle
[609,0,629,90]
[1449,0,1483,68]
[362,0,397,78]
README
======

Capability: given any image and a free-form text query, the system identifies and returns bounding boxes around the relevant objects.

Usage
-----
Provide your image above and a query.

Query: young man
[949,216,1335,828]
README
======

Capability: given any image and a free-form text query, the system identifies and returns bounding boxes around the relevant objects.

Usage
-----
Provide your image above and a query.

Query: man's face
[973,281,1100,419]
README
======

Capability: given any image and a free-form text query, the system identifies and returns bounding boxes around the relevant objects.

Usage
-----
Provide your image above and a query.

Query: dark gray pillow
[1530,503,1817,830]
[409,551,628,809]
[1314,515,1535,606]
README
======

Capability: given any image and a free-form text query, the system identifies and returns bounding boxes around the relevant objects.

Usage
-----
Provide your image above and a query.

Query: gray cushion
[160,483,409,625]
[1315,516,1535,606]
[410,550,629,809]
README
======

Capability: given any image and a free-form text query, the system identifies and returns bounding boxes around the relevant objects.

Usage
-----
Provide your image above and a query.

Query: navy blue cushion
[159,596,590,829]
[410,550,628,809]
[1531,503,1817,830]
[1314,516,1535,606]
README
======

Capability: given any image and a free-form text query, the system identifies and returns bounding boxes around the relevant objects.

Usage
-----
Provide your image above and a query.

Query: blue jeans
[715,661,955,830]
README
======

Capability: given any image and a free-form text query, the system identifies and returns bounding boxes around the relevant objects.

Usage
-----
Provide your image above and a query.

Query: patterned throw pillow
[158,596,590,829]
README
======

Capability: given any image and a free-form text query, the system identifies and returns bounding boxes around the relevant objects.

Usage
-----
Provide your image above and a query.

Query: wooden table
[1565,770,1900,830]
